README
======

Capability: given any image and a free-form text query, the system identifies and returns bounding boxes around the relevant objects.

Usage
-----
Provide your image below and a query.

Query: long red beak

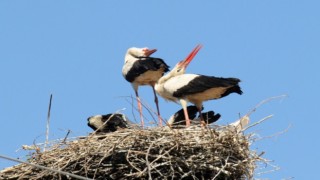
[181,44,202,68]
[144,49,157,57]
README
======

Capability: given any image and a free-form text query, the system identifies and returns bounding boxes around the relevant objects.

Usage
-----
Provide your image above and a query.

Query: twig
[122,95,163,127]
[256,124,292,141]
[139,98,159,126]
[212,156,230,180]
[146,139,157,180]
[123,95,144,125]
[246,95,287,116]
[0,154,92,180]
[62,130,71,144]
[255,158,280,176]
[44,94,53,152]
[88,108,126,137]
[242,115,274,131]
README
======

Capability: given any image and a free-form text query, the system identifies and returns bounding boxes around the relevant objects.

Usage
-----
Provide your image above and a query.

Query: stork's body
[167,105,221,128]
[122,47,169,127]
[87,114,133,133]
[158,74,242,106]
[155,45,242,126]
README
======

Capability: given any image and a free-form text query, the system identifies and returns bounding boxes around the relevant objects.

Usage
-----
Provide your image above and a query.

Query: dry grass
[0,122,263,180]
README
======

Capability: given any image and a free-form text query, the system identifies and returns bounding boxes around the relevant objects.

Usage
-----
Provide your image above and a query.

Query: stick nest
[1,125,261,180]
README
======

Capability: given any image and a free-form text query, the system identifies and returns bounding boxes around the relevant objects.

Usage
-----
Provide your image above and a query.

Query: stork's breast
[186,87,228,103]
[134,70,164,85]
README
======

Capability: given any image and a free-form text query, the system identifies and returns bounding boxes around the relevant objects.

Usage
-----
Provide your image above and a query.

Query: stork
[122,47,169,128]
[167,105,221,128]
[87,113,140,133]
[155,44,242,127]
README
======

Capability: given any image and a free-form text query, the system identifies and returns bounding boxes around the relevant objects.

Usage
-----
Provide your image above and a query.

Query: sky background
[0,1,319,179]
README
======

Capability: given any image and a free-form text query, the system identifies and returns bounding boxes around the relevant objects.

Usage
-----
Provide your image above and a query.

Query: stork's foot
[200,120,207,127]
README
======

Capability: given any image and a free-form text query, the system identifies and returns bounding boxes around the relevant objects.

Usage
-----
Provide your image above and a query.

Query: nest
[0,122,263,180]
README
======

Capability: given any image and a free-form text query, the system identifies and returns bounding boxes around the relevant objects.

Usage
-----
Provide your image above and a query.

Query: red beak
[144,49,157,57]
[181,44,203,68]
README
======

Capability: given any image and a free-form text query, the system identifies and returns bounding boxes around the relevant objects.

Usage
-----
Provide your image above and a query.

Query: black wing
[173,75,242,98]
[200,111,221,124]
[100,114,130,132]
[171,105,199,125]
[125,57,170,82]
[87,113,130,133]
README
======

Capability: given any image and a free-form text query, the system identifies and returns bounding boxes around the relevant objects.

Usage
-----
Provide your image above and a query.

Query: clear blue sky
[1,1,319,179]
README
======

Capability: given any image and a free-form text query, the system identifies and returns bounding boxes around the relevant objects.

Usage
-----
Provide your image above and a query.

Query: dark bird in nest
[87,106,220,133]
[87,113,137,133]
[167,105,221,128]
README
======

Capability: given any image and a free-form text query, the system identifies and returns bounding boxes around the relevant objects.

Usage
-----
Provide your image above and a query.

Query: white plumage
[157,74,199,101]
[156,44,242,127]
[122,47,169,127]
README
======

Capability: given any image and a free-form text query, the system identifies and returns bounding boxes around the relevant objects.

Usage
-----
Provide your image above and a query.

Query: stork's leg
[196,103,206,126]
[180,99,191,127]
[135,90,144,128]
[152,85,162,127]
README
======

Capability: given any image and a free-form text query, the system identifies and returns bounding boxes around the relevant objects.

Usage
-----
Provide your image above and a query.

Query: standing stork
[155,44,242,127]
[122,47,169,127]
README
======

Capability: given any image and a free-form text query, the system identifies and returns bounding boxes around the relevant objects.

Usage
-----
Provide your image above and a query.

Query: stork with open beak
[122,47,169,128]
[155,44,242,127]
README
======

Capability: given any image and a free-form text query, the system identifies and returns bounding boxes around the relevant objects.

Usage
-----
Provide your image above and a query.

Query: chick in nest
[167,105,221,127]
[87,106,220,132]
[87,113,136,133]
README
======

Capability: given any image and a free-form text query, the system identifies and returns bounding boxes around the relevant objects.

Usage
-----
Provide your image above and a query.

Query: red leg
[196,104,205,126]
[135,90,144,128]
[152,86,162,126]
[180,99,190,127]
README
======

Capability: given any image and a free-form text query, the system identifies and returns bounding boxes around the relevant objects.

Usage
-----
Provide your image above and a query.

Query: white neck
[125,53,137,63]
[158,66,186,84]
[124,47,146,63]
[157,71,173,84]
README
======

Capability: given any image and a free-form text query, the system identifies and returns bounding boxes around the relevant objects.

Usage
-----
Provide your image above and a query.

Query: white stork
[122,47,169,128]
[155,44,242,127]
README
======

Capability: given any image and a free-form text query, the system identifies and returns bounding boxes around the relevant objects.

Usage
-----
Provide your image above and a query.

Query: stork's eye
[177,68,181,72]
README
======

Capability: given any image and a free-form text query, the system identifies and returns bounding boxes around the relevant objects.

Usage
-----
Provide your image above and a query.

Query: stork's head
[126,47,157,58]
[170,44,202,76]
[125,47,157,63]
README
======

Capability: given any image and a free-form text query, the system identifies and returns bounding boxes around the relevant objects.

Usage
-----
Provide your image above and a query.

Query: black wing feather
[87,113,129,133]
[200,111,221,124]
[173,75,242,98]
[171,105,199,125]
[125,57,169,82]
